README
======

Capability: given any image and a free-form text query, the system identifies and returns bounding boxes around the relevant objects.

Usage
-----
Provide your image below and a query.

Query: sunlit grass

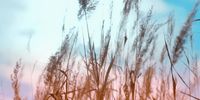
[10,0,200,100]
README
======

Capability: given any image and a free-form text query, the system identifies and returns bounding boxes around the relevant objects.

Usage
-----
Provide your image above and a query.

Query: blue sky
[0,0,200,99]
[167,0,196,10]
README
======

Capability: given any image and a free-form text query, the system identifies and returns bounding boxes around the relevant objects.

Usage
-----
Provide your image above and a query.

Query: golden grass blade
[180,91,200,100]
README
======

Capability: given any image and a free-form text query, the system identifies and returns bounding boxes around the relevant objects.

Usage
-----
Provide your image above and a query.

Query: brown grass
[11,60,23,100]
[9,0,200,100]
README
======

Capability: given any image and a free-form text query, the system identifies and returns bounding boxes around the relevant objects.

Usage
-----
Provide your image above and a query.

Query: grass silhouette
[10,0,200,100]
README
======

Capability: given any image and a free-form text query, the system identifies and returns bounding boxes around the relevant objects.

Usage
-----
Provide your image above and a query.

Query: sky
[0,0,200,99]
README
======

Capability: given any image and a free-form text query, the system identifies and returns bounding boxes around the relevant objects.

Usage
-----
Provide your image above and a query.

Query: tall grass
[10,0,200,100]
[10,60,23,100]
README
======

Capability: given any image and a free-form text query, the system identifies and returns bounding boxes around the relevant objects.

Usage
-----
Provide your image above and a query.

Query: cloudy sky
[0,0,200,99]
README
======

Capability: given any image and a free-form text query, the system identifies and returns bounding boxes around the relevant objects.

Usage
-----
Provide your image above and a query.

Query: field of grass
[10,0,200,100]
